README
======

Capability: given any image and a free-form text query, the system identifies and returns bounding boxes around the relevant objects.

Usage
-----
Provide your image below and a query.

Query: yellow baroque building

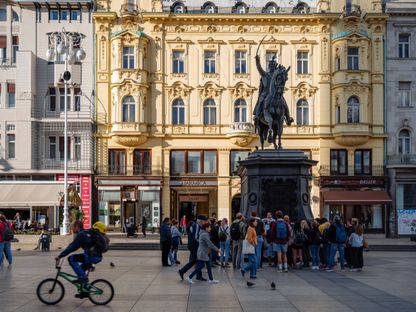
[93,0,390,233]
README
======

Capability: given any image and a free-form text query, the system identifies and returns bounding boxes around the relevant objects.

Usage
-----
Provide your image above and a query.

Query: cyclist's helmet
[92,221,107,234]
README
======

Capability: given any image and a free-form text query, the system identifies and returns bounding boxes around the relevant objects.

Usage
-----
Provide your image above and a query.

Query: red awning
[322,191,392,205]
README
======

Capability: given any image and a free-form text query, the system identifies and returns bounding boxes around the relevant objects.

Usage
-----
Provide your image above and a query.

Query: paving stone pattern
[0,250,415,312]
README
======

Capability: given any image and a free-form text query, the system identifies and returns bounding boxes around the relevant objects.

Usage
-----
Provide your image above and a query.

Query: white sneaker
[186,277,194,284]
[209,279,219,284]
[7,264,12,270]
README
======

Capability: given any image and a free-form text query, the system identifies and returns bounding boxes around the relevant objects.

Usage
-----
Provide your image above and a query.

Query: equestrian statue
[253,40,293,149]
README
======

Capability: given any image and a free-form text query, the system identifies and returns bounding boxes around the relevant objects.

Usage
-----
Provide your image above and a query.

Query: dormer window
[263,2,279,14]
[233,2,248,14]
[172,2,186,14]
[293,2,310,14]
[202,2,217,14]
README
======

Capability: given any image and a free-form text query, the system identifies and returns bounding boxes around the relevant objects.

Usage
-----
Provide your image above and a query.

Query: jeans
[0,242,12,266]
[255,236,263,269]
[242,254,257,277]
[310,245,320,267]
[323,243,331,266]
[220,240,231,263]
[189,260,213,280]
[179,250,202,280]
[329,243,345,269]
[68,253,102,279]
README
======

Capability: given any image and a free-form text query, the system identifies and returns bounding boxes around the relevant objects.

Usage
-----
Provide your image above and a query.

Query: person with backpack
[326,215,347,272]
[251,211,265,270]
[210,219,221,266]
[270,210,290,273]
[231,213,245,269]
[55,221,109,298]
[178,215,208,281]
[291,220,306,269]
[0,214,14,270]
[309,221,323,270]
[218,218,231,268]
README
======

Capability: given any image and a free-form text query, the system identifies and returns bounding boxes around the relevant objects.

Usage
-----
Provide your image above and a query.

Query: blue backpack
[276,221,287,240]
[335,224,347,243]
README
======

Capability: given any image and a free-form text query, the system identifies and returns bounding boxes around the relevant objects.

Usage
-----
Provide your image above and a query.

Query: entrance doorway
[179,198,209,222]
[231,194,241,221]
[122,201,136,231]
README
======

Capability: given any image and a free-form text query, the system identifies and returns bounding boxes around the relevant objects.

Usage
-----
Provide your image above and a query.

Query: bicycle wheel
[37,278,65,305]
[88,279,114,305]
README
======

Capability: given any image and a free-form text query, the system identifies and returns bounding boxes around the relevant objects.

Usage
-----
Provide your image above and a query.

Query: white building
[0,0,94,229]
[386,0,416,236]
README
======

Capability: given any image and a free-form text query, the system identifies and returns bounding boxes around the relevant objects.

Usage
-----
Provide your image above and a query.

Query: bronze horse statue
[256,64,291,150]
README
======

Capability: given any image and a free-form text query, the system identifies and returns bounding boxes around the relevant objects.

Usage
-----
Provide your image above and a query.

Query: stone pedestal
[238,150,317,221]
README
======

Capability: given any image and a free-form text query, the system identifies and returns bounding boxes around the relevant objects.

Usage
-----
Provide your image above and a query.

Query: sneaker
[186,277,194,284]
[178,270,184,281]
[209,279,219,284]
[278,269,283,273]
[7,264,12,270]
[284,268,288,273]
[326,268,334,272]
[349,268,358,272]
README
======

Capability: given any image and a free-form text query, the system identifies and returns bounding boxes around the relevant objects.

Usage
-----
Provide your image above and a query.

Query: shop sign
[170,180,218,187]
[320,177,385,187]
[397,209,416,235]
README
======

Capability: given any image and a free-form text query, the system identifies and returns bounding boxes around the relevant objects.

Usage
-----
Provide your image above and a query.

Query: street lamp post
[46,28,86,235]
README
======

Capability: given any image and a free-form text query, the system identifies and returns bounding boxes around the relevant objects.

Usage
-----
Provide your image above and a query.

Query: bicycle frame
[53,261,104,295]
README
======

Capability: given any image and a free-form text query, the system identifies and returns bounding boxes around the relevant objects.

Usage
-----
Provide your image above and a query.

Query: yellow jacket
[246,226,257,246]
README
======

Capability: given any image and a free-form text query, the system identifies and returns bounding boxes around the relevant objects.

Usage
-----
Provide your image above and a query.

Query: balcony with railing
[97,165,153,176]
[40,159,93,171]
[318,165,385,177]
[226,122,255,147]
[387,154,416,166]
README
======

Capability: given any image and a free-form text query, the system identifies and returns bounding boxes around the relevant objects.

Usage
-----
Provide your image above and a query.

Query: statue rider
[253,54,293,127]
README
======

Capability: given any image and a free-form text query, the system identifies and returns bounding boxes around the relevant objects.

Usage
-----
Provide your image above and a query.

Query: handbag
[363,240,369,249]
[242,239,255,254]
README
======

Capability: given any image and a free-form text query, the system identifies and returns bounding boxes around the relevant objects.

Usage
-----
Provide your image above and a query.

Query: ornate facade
[93,0,389,232]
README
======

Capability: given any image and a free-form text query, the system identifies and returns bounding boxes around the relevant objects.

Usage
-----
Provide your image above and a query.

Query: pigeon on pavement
[110,262,115,267]
[271,282,276,290]
[246,281,255,287]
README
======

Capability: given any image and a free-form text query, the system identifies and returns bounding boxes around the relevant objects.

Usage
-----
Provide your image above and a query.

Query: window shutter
[8,83,15,93]
[0,36,6,48]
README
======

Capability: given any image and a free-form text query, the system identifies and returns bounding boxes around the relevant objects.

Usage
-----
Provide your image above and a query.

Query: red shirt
[270,219,291,244]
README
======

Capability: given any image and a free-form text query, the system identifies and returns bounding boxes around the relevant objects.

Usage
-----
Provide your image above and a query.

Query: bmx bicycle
[36,259,114,305]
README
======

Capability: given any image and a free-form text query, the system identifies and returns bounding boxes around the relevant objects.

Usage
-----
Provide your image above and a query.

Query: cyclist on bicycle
[55,221,109,298]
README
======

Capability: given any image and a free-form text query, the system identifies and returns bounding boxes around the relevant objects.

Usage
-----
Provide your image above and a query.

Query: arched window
[234,99,247,123]
[172,99,185,125]
[399,130,411,154]
[347,96,360,123]
[203,99,216,125]
[122,96,135,122]
[293,2,310,14]
[202,2,217,14]
[263,2,279,14]
[172,2,186,13]
[233,2,248,14]
[12,10,19,22]
[296,99,309,125]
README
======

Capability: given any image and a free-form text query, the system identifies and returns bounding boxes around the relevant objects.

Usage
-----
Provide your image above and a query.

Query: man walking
[160,218,172,267]
[326,215,347,272]
[178,215,208,281]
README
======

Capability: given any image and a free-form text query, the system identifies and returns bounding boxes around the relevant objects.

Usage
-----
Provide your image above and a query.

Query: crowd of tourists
[161,211,367,285]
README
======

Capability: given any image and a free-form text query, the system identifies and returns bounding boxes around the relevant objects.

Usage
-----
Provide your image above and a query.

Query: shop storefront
[96,178,162,231]
[320,177,391,233]
[169,178,218,221]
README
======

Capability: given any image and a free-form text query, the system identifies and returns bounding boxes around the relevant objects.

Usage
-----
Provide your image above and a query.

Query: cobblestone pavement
[1,250,415,312]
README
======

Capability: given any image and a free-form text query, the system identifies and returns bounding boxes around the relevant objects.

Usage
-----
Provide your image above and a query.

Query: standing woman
[219,218,231,268]
[291,221,305,269]
[241,218,258,279]
[301,220,311,268]
[309,221,323,270]
[186,222,220,284]
[348,224,364,272]
[170,219,182,265]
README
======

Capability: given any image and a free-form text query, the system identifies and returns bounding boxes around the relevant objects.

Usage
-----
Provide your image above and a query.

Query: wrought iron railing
[387,154,416,165]
[318,165,385,177]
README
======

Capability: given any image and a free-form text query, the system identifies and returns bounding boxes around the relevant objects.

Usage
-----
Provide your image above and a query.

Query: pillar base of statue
[238,149,317,221]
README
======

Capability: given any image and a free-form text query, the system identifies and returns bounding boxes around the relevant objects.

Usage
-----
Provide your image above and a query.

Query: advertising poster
[397,209,416,235]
